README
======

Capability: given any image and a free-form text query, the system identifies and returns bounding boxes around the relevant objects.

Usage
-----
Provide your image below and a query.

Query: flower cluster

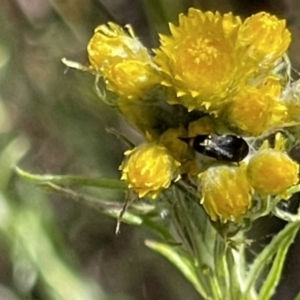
[65,8,300,225]
[87,23,161,100]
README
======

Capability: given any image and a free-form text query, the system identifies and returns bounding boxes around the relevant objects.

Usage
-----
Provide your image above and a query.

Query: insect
[179,134,249,163]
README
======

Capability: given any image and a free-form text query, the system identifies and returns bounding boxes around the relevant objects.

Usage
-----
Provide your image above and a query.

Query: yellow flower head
[199,164,252,222]
[87,23,159,98]
[88,23,149,70]
[282,79,300,122]
[120,143,180,199]
[154,9,242,111]
[237,12,291,68]
[225,77,287,136]
[102,59,160,99]
[247,149,299,197]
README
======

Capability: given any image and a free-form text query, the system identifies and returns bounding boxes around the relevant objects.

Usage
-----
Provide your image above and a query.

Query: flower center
[174,37,233,92]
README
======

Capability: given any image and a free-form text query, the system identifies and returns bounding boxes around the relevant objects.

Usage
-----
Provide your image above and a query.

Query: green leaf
[15,168,179,239]
[244,221,300,298]
[16,168,179,237]
[145,239,208,298]
[169,183,223,298]
[15,167,127,190]
[11,188,106,300]
[174,182,217,269]
[258,233,294,300]
[213,238,232,299]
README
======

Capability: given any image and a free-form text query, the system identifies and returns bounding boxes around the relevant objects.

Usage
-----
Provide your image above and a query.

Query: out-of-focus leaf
[0,42,10,80]
[0,137,30,191]
[11,186,107,300]
[295,289,300,300]
[140,0,167,35]
[0,285,21,300]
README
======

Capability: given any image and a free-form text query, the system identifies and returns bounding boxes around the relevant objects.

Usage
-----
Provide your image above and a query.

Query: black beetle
[179,134,249,163]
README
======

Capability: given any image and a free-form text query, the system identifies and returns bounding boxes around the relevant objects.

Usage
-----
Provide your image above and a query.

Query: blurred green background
[1,0,300,299]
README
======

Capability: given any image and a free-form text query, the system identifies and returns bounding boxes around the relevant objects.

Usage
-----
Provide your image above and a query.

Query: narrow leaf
[258,233,294,299]
[15,167,127,190]
[145,239,208,298]
[244,221,300,295]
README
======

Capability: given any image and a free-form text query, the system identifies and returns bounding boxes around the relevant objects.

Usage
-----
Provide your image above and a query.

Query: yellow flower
[247,149,299,197]
[154,9,291,114]
[154,9,242,112]
[102,60,159,99]
[88,23,149,71]
[225,77,287,136]
[237,12,291,68]
[120,143,180,198]
[87,23,159,99]
[282,79,300,122]
[199,164,252,222]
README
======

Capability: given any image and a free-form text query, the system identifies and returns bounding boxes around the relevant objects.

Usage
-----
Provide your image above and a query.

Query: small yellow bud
[247,149,299,196]
[87,23,160,99]
[199,164,252,222]
[88,23,149,71]
[282,79,300,122]
[102,59,159,99]
[120,143,180,199]
[225,77,287,136]
[237,12,291,67]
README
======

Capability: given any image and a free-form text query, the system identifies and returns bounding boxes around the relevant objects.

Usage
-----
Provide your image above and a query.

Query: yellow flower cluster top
[65,8,300,224]
[88,23,161,99]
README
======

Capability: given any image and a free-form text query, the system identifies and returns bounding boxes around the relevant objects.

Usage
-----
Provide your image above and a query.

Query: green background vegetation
[0,1,300,299]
